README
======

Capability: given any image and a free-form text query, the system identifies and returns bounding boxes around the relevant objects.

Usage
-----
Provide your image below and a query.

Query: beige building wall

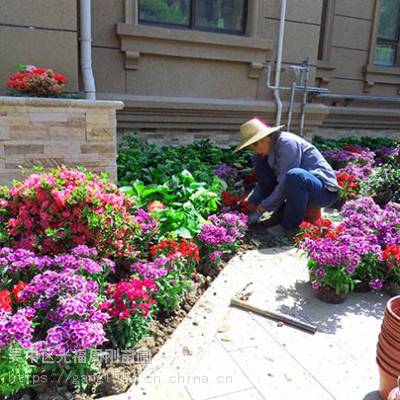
[0,0,79,95]
[0,0,399,143]
[94,0,328,141]
[315,0,400,137]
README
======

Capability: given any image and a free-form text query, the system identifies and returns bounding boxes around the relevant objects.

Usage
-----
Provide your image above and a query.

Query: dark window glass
[378,0,400,39]
[194,0,246,33]
[139,0,247,35]
[139,0,190,26]
[374,0,400,66]
[318,0,329,60]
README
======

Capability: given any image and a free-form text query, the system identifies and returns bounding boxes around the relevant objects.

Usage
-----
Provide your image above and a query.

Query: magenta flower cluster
[214,164,237,179]
[301,197,400,291]
[134,209,158,234]
[198,212,248,246]
[21,268,109,356]
[0,307,35,350]
[0,245,115,281]
[131,254,180,280]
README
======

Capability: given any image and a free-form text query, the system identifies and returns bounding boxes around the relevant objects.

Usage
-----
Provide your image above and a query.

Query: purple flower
[0,308,35,349]
[134,209,158,234]
[214,164,237,178]
[315,268,325,278]
[311,281,321,290]
[131,258,169,280]
[209,250,222,263]
[369,279,384,291]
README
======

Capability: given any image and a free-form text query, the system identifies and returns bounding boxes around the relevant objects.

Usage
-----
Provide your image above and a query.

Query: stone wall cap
[0,96,124,110]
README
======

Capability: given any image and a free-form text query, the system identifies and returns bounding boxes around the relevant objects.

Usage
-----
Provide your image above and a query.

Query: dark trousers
[248,158,339,229]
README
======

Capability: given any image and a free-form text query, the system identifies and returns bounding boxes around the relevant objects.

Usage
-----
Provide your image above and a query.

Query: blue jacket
[260,131,340,211]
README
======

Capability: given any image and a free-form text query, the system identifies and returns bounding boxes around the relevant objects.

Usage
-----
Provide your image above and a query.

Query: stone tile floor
[110,248,389,400]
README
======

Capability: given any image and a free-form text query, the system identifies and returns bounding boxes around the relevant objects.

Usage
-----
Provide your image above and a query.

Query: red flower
[12,282,29,304]
[0,290,12,312]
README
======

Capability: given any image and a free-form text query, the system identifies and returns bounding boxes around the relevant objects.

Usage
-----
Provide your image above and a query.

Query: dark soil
[13,226,288,400]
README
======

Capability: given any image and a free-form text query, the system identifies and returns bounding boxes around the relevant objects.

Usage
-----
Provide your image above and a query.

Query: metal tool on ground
[230,297,317,334]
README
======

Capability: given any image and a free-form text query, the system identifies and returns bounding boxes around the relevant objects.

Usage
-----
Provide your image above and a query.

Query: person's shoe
[260,206,284,228]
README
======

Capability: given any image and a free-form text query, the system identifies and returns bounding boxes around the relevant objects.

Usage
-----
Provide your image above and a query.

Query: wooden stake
[230,298,317,334]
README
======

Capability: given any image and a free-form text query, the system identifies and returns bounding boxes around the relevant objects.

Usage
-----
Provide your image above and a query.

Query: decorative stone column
[0,97,124,185]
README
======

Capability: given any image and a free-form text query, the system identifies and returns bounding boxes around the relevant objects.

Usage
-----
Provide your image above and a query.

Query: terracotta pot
[378,342,400,370]
[380,332,400,359]
[314,285,348,304]
[378,354,400,378]
[381,323,400,348]
[383,319,400,338]
[384,318,400,340]
[304,206,322,225]
[388,297,400,322]
[378,358,398,400]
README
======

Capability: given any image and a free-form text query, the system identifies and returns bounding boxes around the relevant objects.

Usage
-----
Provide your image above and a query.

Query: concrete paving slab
[185,339,253,400]
[101,247,389,400]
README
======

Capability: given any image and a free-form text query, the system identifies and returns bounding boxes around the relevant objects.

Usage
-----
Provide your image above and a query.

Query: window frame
[374,0,400,67]
[138,0,248,36]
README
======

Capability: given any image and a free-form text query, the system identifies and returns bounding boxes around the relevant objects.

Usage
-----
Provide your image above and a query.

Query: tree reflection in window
[374,0,400,66]
[139,0,247,35]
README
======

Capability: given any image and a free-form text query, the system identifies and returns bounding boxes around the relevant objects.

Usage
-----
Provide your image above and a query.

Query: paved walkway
[103,248,389,400]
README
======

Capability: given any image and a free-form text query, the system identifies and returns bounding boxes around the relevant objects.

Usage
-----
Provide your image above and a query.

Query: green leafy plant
[0,344,36,397]
[361,157,400,206]
[308,259,355,295]
[117,134,249,187]
[121,170,223,238]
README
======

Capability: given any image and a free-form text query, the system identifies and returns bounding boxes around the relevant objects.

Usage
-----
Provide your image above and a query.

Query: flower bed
[299,135,400,302]
[0,135,256,399]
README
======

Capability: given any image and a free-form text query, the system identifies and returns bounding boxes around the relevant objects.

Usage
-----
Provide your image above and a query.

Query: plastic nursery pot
[387,283,400,297]
[378,357,398,400]
[313,285,348,304]
[354,279,372,293]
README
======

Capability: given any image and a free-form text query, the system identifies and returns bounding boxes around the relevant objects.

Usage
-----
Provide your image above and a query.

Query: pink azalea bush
[0,167,157,258]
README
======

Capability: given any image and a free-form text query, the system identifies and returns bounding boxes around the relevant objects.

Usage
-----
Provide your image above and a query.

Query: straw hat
[233,118,284,153]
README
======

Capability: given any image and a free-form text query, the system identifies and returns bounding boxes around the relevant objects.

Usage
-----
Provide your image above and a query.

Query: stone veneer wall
[0,97,124,185]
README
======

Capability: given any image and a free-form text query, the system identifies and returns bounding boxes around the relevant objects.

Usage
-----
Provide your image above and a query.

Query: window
[318,0,329,61]
[138,0,247,35]
[374,0,400,66]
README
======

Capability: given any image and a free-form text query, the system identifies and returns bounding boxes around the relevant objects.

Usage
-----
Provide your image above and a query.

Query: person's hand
[248,210,262,226]
[257,205,267,214]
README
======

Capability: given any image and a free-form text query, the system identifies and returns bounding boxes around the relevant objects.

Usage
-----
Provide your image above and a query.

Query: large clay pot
[380,333,400,360]
[378,343,400,372]
[377,296,400,399]
[378,358,398,400]
[314,285,348,304]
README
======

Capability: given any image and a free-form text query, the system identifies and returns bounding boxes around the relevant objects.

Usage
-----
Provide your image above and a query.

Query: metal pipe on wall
[274,0,287,126]
[80,0,96,100]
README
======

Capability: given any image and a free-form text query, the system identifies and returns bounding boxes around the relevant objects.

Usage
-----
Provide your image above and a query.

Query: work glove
[247,210,262,226]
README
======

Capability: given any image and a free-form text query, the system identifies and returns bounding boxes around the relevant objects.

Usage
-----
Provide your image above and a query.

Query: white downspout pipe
[80,0,96,100]
[274,0,287,126]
